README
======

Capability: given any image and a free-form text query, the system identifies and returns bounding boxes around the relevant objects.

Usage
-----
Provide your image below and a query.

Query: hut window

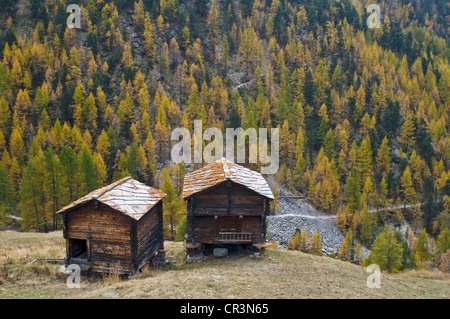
[70,239,87,259]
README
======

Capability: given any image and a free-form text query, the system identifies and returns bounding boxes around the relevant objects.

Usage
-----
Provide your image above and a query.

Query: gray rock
[213,248,228,258]
[249,252,263,259]
[58,265,70,275]
[265,176,348,256]
[187,252,205,263]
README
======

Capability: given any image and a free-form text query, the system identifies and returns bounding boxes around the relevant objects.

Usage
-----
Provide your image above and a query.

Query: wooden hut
[57,177,166,275]
[181,158,274,257]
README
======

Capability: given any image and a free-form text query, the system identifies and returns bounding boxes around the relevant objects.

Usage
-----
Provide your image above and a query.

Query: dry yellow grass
[0,231,449,299]
[0,230,65,265]
[394,269,450,280]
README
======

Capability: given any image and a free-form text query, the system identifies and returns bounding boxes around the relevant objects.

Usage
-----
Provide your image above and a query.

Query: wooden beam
[130,219,138,274]
[29,258,65,264]
[226,180,231,215]
[186,198,194,244]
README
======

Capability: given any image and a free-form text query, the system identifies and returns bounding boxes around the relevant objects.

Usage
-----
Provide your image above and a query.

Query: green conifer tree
[160,167,184,240]
[414,229,431,267]
[338,229,354,262]
[369,225,403,273]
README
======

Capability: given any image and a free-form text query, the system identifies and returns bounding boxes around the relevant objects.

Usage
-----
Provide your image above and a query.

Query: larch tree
[116,151,131,179]
[121,43,134,69]
[369,225,403,273]
[398,113,416,151]
[13,89,33,129]
[126,143,143,180]
[300,228,308,252]
[288,229,301,250]
[344,167,362,212]
[362,176,375,208]
[144,130,157,186]
[132,0,145,33]
[239,23,262,75]
[117,92,134,139]
[356,85,366,113]
[44,147,62,231]
[143,12,156,66]
[323,129,336,160]
[96,129,111,159]
[357,136,373,183]
[376,136,391,179]
[354,243,365,265]
[400,166,417,207]
[34,82,50,113]
[207,0,220,58]
[39,108,51,131]
[51,120,64,152]
[436,228,450,253]
[160,167,184,240]
[0,161,15,208]
[347,140,358,173]
[270,184,280,215]
[338,229,355,262]
[0,97,11,135]
[9,127,25,164]
[379,176,392,210]
[336,205,350,232]
[279,120,293,165]
[309,229,322,255]
[360,204,373,246]
[155,104,171,163]
[414,229,431,267]
[186,82,201,128]
[181,26,191,51]
[83,93,98,134]
[20,151,48,231]
[294,127,306,185]
[79,144,100,193]
[173,161,187,196]
[409,150,425,193]
[72,86,85,131]
[308,148,341,213]
[313,60,329,106]
[220,35,230,67]
[59,146,82,204]
[0,131,5,155]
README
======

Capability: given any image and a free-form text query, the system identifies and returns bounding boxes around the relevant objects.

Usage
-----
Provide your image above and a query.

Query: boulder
[187,252,205,263]
[213,248,228,258]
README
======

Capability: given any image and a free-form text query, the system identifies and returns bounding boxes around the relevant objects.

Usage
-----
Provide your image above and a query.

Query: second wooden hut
[181,158,274,258]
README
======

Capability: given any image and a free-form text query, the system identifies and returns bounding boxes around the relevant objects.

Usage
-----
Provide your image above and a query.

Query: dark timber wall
[62,200,163,274]
[135,201,164,270]
[186,181,269,245]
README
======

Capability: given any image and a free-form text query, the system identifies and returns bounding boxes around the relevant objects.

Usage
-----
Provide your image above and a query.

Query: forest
[0,0,448,272]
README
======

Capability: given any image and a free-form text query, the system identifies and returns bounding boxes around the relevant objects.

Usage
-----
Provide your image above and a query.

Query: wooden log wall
[187,182,267,244]
[64,201,133,274]
[135,201,163,270]
[192,183,265,216]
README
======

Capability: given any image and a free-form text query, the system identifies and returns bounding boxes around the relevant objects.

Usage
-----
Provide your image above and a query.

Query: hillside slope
[266,176,346,255]
[0,231,448,299]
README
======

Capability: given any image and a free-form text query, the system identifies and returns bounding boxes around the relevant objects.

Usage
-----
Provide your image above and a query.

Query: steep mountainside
[0,1,448,272]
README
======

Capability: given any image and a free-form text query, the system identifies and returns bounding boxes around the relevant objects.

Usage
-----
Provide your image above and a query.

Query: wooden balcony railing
[218,232,252,243]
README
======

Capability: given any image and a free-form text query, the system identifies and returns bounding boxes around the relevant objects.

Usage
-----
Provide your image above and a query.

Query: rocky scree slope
[265,177,347,256]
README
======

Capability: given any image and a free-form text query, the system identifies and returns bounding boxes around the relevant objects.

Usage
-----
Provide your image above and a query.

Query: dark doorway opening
[70,239,87,259]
